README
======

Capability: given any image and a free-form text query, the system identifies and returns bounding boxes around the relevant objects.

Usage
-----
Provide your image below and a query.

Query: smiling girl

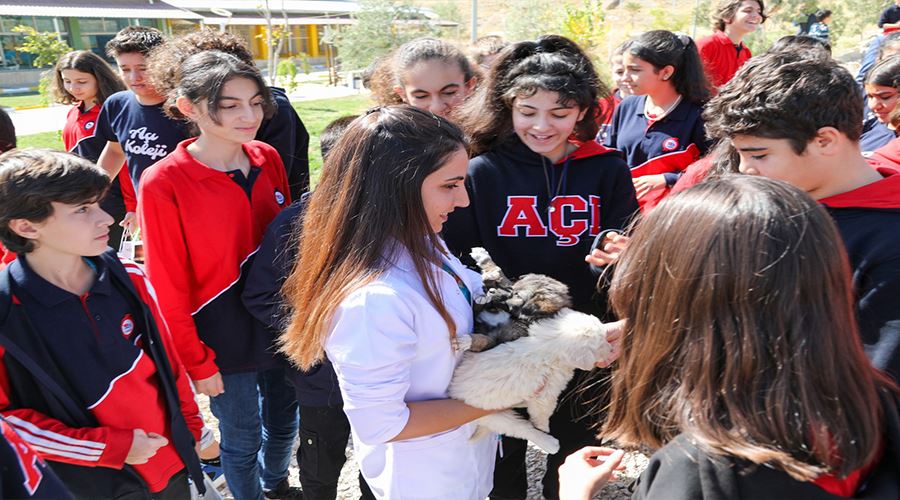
[604,30,711,211]
[370,37,478,118]
[697,0,766,87]
[51,50,136,248]
[138,51,294,500]
[443,35,638,499]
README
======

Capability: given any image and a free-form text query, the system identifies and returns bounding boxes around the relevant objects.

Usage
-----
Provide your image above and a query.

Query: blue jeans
[210,368,299,500]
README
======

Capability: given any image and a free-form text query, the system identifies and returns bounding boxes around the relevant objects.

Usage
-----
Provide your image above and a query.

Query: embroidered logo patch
[662,137,680,152]
[121,315,134,338]
[84,121,95,130]
[274,189,285,205]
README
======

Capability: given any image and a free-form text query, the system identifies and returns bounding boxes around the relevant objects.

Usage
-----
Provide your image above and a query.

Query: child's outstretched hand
[558,446,625,500]
[126,429,169,465]
[585,233,631,268]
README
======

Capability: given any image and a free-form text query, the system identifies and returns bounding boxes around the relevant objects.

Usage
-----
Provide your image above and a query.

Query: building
[0,0,358,70]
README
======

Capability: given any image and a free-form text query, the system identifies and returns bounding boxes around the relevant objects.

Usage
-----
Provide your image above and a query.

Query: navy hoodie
[442,136,638,316]
[819,166,900,380]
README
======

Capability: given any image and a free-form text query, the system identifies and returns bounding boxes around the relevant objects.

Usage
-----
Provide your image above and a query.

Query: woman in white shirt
[279,105,498,499]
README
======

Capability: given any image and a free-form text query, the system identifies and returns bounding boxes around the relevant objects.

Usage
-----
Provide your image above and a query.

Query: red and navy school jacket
[0,250,204,496]
[64,102,137,213]
[604,95,709,210]
[0,417,73,499]
[138,139,291,380]
[442,136,638,316]
[696,30,752,88]
[819,164,900,380]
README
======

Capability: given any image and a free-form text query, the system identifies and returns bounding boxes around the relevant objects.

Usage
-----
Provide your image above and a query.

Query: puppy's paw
[531,434,560,454]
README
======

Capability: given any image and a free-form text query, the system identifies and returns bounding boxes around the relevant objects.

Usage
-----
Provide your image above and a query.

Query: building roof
[162,0,359,16]
[0,0,203,19]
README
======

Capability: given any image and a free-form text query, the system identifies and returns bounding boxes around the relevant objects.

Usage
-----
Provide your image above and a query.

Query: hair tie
[677,33,691,48]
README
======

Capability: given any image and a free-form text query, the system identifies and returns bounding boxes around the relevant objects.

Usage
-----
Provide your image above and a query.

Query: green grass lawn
[15,93,373,186]
[0,93,43,109]
[16,130,63,150]
[294,93,372,185]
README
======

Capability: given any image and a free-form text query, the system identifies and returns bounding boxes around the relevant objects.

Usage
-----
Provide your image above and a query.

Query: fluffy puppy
[469,248,572,352]
[449,308,615,454]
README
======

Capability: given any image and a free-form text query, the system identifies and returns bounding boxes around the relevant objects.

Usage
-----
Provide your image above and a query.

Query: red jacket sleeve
[118,167,137,213]
[138,175,219,381]
[0,350,133,469]
[121,260,203,441]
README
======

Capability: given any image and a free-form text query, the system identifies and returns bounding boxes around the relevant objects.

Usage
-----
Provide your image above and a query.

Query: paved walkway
[8,83,365,137]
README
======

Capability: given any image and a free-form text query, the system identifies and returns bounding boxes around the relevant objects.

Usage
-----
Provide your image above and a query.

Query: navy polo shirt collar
[634,95,691,122]
[10,255,112,307]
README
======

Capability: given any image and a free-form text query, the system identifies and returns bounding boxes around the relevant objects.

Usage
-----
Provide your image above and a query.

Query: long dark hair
[50,50,125,106]
[604,175,894,481]
[626,30,710,105]
[460,35,608,156]
[280,106,468,369]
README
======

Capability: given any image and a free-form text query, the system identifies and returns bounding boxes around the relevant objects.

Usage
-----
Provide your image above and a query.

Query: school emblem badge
[121,315,134,338]
[274,189,285,205]
[85,121,95,130]
[662,137,679,152]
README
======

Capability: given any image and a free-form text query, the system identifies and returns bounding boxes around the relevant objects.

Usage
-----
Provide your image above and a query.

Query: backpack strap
[0,267,87,421]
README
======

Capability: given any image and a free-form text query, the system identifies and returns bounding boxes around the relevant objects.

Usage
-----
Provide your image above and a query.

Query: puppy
[449,308,616,454]
[469,248,572,352]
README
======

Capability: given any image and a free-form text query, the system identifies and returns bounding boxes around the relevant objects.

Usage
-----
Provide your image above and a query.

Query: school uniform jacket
[0,416,73,499]
[138,139,290,380]
[0,250,204,497]
[64,103,136,213]
[604,95,708,211]
[632,388,900,499]
[696,30,752,88]
[819,164,900,380]
[442,136,638,316]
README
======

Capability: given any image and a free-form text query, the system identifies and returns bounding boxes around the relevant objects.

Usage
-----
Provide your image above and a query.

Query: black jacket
[634,388,900,499]
[0,250,204,499]
[242,195,343,407]
[443,136,638,316]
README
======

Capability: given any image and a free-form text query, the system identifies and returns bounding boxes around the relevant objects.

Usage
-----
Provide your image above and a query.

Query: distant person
[470,35,509,70]
[369,38,478,119]
[51,50,135,248]
[697,0,766,87]
[879,0,900,34]
[808,9,833,44]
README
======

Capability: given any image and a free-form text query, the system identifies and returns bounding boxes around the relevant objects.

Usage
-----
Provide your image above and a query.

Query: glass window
[79,18,105,33]
[33,17,55,32]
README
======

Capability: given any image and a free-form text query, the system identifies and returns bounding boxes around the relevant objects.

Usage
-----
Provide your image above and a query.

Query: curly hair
[704,50,861,154]
[148,28,255,105]
[460,35,608,155]
[105,26,164,58]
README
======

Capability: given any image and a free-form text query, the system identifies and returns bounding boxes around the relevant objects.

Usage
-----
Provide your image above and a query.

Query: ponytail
[627,30,710,104]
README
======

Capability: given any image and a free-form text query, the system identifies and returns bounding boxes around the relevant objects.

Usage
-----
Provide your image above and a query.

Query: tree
[11,26,71,68]
[327,0,437,71]
[258,0,290,85]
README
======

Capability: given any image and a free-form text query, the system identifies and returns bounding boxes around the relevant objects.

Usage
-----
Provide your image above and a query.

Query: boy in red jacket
[0,149,204,498]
